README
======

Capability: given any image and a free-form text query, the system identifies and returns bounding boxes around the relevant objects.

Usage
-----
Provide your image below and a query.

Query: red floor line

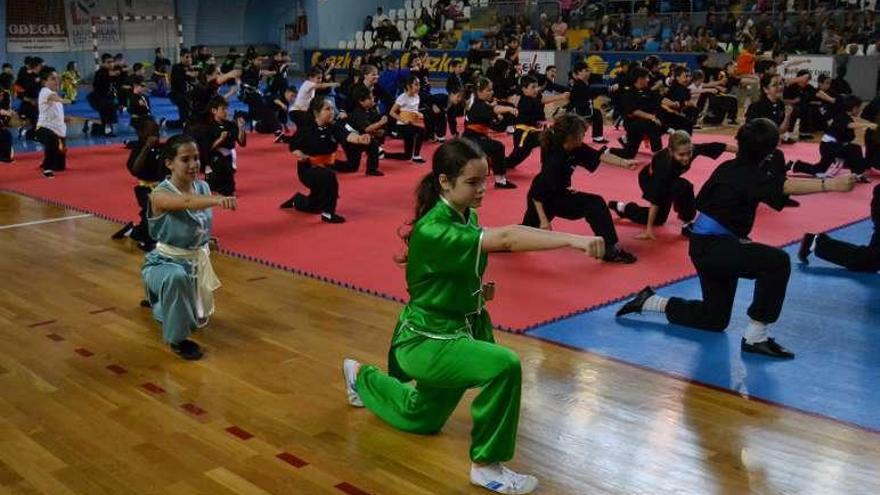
[106,364,127,375]
[334,482,372,495]
[141,382,166,394]
[245,276,268,282]
[27,319,57,328]
[74,348,94,357]
[276,452,308,468]
[181,403,206,416]
[225,426,254,440]
[46,333,65,342]
[89,307,115,314]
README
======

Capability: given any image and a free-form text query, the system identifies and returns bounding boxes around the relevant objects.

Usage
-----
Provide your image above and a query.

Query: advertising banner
[6,0,69,53]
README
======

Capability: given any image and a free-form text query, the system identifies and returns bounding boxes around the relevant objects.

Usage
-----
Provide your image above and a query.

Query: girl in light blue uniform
[142,134,237,360]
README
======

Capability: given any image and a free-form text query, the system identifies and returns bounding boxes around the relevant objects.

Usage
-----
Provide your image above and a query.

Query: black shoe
[616,286,655,317]
[411,156,426,164]
[494,180,517,189]
[856,174,871,184]
[41,169,55,179]
[593,136,608,144]
[727,119,740,126]
[784,197,800,208]
[798,233,815,264]
[280,197,296,209]
[111,221,134,239]
[603,247,637,264]
[607,200,623,218]
[741,337,795,359]
[322,213,346,224]
[273,131,285,143]
[170,339,203,360]
[798,133,814,141]
[137,242,155,252]
[365,169,385,176]
[139,299,152,308]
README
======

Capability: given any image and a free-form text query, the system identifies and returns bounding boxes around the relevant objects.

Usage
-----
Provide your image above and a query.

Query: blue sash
[690,212,738,238]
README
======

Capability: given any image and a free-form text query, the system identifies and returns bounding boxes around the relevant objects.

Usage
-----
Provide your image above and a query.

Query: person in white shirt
[388,75,427,163]
[291,66,339,129]
[35,66,70,178]
[372,7,388,29]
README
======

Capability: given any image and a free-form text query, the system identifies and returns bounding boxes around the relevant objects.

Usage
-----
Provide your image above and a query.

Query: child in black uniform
[568,62,607,143]
[522,114,640,264]
[505,75,569,170]
[608,131,734,240]
[0,76,14,163]
[112,119,166,251]
[745,74,795,143]
[799,184,880,272]
[609,67,663,159]
[280,96,371,224]
[339,86,403,176]
[659,66,699,135]
[205,97,247,196]
[464,78,519,188]
[862,95,880,170]
[790,95,876,180]
[617,118,857,359]
[445,60,467,137]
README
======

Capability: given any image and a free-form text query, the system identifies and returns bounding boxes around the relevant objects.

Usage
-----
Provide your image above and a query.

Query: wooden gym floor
[1,191,879,495]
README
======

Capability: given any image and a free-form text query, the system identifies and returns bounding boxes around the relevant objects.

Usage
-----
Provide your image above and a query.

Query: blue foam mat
[529,219,880,431]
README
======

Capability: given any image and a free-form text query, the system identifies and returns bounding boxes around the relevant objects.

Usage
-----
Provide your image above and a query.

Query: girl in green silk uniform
[142,135,237,360]
[343,139,607,494]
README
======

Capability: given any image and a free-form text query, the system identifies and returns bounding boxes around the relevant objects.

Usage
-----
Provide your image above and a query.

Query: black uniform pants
[814,184,880,272]
[522,190,619,246]
[622,178,696,225]
[0,128,12,161]
[206,153,236,196]
[505,129,540,169]
[396,124,426,158]
[792,141,868,176]
[423,93,448,138]
[18,101,38,129]
[87,92,118,127]
[447,100,464,135]
[293,162,338,214]
[666,235,791,331]
[575,109,604,138]
[705,94,738,124]
[167,91,191,129]
[35,128,66,171]
[131,184,156,246]
[464,131,507,176]
[610,119,663,159]
[660,108,697,135]
[865,129,880,170]
[340,141,380,173]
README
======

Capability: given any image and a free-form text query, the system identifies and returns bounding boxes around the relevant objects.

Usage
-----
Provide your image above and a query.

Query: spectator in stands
[552,16,569,50]
[376,19,401,44]
[373,7,388,29]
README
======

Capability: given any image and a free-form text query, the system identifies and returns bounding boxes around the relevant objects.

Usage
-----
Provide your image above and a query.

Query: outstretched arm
[482,225,605,258]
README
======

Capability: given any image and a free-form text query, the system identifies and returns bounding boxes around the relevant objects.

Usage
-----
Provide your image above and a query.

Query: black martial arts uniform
[666,154,791,331]
[619,142,727,226]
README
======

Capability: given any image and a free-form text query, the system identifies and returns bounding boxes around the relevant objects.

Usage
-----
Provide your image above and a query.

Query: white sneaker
[342,358,364,407]
[470,464,538,494]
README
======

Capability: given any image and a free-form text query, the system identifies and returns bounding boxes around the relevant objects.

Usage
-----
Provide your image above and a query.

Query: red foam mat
[1,130,873,332]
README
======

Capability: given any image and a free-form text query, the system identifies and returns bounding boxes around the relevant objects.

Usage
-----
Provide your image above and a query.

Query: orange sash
[465,123,491,135]
[308,153,337,166]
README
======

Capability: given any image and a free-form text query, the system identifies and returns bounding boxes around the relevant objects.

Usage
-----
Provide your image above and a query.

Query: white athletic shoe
[342,358,364,407]
[470,464,538,494]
